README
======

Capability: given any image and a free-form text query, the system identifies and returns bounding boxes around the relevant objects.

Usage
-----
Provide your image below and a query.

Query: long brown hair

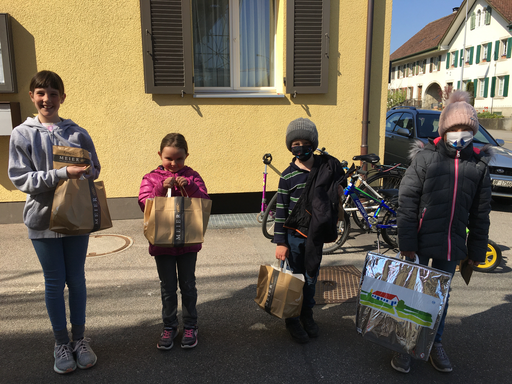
[160,133,188,154]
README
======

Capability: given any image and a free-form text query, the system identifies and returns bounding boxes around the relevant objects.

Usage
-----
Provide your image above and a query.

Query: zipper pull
[456,150,460,158]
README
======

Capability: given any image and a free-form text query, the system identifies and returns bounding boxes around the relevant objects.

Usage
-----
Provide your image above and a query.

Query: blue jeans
[155,253,198,328]
[285,233,319,316]
[32,236,89,343]
[417,256,458,343]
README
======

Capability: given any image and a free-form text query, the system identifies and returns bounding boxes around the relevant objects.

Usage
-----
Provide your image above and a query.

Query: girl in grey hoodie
[8,71,99,374]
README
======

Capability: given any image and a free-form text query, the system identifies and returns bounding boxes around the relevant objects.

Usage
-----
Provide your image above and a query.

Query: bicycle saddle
[352,153,380,164]
[378,189,399,199]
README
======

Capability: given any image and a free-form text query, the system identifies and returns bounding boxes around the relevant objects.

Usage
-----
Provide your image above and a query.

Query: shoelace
[183,329,195,339]
[55,343,73,359]
[162,329,173,339]
[73,338,91,354]
[433,345,447,360]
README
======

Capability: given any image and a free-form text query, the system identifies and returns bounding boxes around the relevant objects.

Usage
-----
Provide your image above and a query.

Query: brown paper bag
[50,178,112,235]
[49,146,112,235]
[254,261,305,319]
[143,193,212,247]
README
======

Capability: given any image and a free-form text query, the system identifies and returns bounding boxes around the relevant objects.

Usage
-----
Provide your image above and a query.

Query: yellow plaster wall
[0,0,392,203]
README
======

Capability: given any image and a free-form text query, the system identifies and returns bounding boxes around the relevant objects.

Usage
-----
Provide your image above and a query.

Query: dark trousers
[286,233,319,317]
[417,256,458,343]
[154,253,198,328]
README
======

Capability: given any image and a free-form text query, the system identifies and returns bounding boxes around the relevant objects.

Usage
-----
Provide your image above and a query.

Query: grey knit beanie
[439,90,479,137]
[285,118,319,151]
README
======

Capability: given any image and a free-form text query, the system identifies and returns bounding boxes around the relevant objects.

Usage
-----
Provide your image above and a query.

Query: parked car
[384,106,512,202]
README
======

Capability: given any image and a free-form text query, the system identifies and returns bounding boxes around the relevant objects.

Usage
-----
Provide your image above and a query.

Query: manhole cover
[87,234,133,257]
[315,265,361,304]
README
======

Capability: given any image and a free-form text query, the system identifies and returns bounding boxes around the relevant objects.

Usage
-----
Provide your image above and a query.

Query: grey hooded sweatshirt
[8,116,100,238]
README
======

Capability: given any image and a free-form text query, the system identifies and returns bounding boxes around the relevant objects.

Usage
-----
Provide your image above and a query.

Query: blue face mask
[291,145,313,161]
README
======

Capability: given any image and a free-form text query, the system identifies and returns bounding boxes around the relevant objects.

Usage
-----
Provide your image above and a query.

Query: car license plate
[492,179,512,188]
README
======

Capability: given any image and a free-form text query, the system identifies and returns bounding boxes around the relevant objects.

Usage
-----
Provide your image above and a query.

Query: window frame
[0,13,17,94]
[193,0,277,93]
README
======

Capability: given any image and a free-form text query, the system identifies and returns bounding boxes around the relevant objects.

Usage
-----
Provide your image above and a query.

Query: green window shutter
[470,12,475,29]
[139,0,194,94]
[476,45,481,64]
[507,38,512,58]
[457,81,461,90]
[484,77,489,97]
[504,75,510,97]
[487,42,492,61]
[454,51,458,68]
[474,79,478,97]
[469,47,474,64]
[491,76,496,97]
[485,6,492,25]
[446,52,450,69]
[494,40,500,61]
[286,0,331,95]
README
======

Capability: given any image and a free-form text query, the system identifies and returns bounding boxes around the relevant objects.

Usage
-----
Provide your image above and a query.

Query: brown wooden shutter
[286,0,330,95]
[140,0,193,94]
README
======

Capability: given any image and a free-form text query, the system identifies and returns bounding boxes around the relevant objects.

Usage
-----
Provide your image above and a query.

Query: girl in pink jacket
[138,133,209,350]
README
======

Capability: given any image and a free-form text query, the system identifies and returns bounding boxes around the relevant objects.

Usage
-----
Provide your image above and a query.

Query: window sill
[494,96,505,99]
[193,92,286,99]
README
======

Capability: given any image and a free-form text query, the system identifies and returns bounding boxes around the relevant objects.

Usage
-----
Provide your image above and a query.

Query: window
[192,0,275,90]
[485,6,492,25]
[499,38,512,59]
[400,66,404,79]
[478,78,486,97]
[420,59,426,74]
[436,55,441,71]
[0,13,17,93]
[139,0,330,95]
[477,10,481,27]
[450,51,458,67]
[391,67,395,80]
[407,87,413,99]
[408,63,413,77]
[494,75,509,97]
[465,47,473,65]
[386,112,402,133]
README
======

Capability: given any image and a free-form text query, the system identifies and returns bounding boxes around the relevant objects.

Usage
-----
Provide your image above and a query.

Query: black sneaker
[391,352,411,373]
[300,310,319,338]
[181,327,198,349]
[429,342,452,372]
[157,327,178,350]
[285,318,309,344]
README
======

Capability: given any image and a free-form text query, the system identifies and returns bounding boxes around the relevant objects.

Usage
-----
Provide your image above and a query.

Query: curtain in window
[193,0,231,87]
[239,0,274,87]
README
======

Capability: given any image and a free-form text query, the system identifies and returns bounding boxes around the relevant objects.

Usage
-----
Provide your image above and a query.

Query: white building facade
[389,0,511,116]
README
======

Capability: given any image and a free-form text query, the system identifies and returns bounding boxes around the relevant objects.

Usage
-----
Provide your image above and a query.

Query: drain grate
[315,265,361,304]
[86,234,133,257]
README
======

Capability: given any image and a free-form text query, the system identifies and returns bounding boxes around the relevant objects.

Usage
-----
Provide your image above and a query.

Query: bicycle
[323,154,400,254]
[343,155,405,231]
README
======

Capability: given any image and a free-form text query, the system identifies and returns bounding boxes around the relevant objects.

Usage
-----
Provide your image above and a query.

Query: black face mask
[291,145,313,161]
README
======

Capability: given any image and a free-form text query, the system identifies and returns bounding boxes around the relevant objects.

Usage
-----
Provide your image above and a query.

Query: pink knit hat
[438,90,479,137]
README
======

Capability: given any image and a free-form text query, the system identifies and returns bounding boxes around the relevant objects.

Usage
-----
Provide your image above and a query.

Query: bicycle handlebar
[263,153,273,164]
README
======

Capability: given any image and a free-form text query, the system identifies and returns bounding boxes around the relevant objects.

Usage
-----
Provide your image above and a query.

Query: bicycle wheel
[473,239,502,272]
[262,193,278,240]
[381,210,398,248]
[322,211,351,254]
[352,172,403,229]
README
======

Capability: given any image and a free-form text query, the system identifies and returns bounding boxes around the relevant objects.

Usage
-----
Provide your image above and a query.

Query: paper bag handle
[166,184,189,198]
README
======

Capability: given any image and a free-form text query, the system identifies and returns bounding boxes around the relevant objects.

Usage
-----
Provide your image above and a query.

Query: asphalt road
[1,204,511,383]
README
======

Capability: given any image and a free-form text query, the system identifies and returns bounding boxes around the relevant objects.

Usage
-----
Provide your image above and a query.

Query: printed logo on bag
[174,198,185,245]
[360,277,441,329]
[264,269,280,314]
[87,179,101,231]
[53,154,91,165]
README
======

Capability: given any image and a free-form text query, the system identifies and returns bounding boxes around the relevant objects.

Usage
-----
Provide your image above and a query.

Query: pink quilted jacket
[138,165,210,256]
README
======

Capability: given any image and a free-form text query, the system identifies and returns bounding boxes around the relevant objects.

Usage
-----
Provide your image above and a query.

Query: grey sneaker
[157,327,178,350]
[429,342,452,372]
[391,351,411,373]
[181,327,198,349]
[54,343,76,374]
[73,338,97,369]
